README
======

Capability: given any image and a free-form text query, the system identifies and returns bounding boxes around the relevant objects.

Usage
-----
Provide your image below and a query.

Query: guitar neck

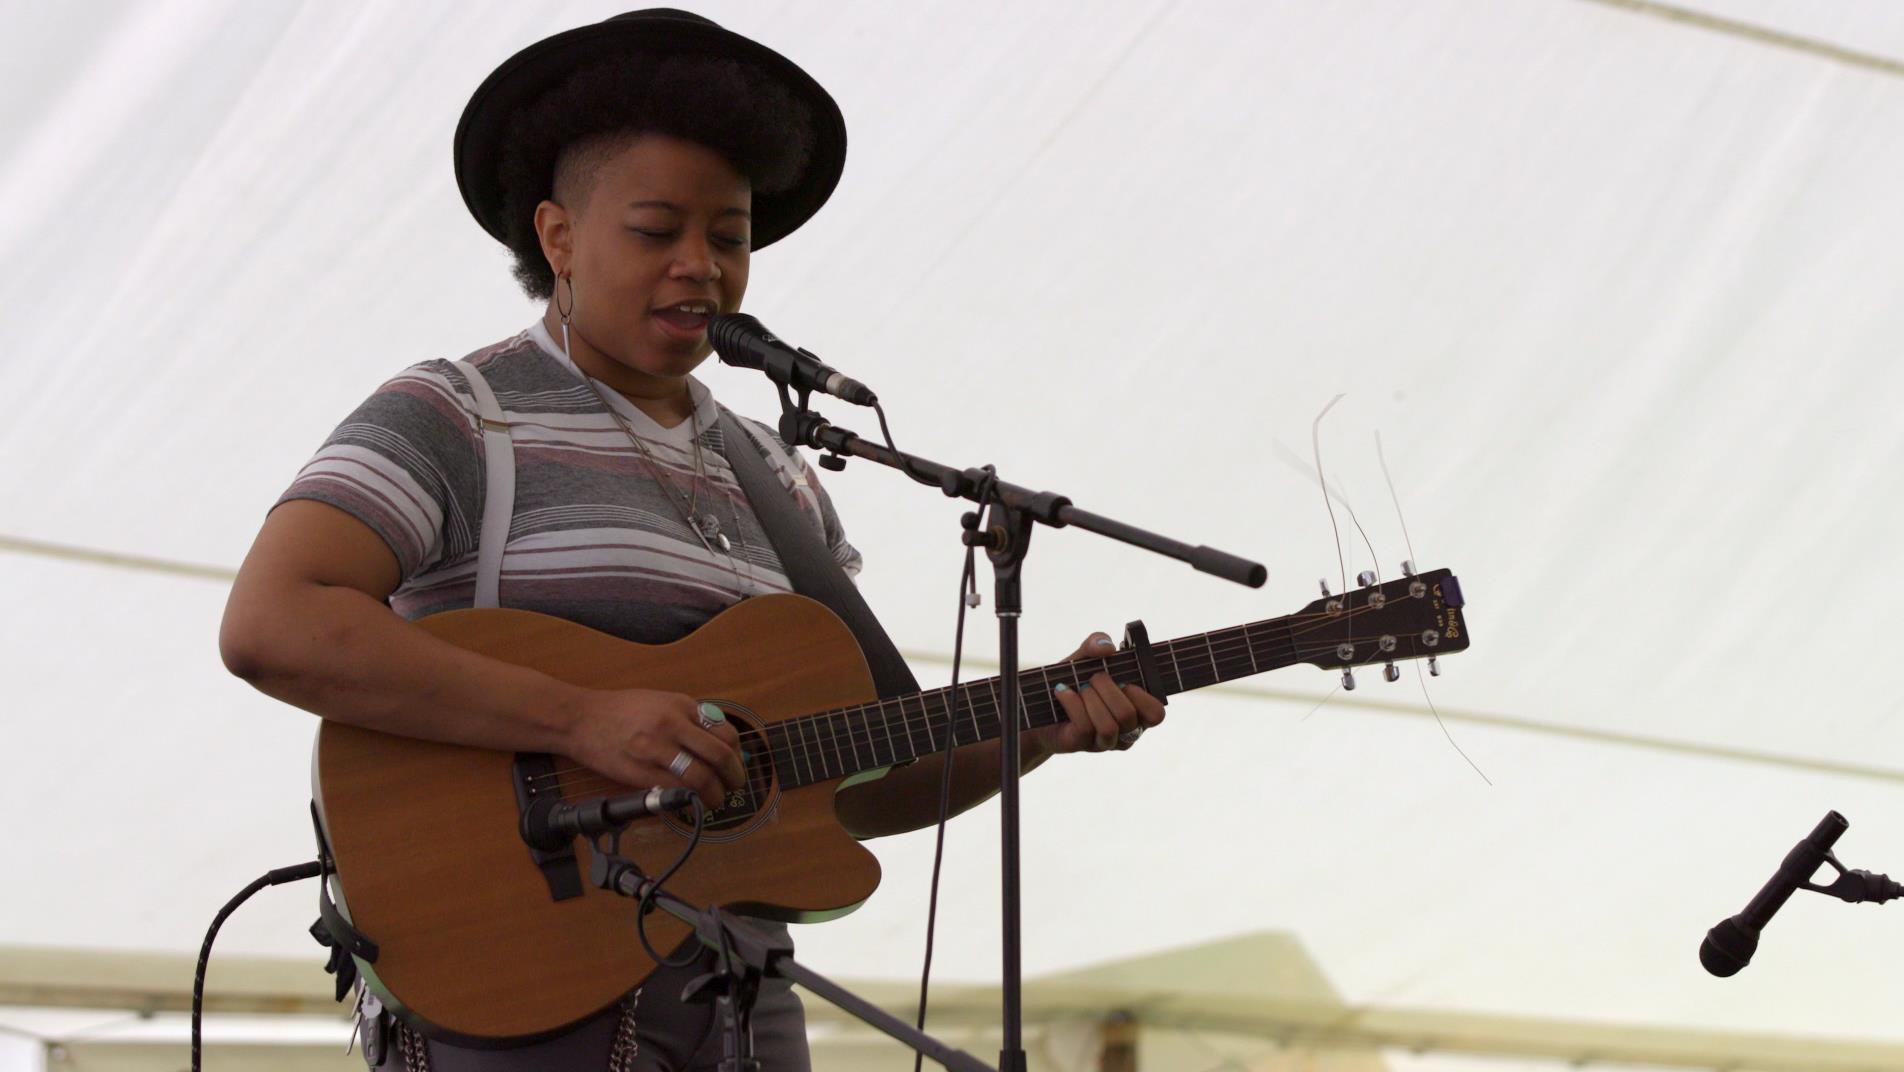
[764,612,1302,789]
[762,568,1466,790]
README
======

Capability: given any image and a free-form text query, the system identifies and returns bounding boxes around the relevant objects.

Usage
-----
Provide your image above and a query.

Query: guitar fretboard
[761,615,1310,789]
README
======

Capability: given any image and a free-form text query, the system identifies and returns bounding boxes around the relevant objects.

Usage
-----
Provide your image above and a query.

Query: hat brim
[454,11,846,252]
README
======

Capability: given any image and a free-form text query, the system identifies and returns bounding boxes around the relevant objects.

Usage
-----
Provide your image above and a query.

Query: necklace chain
[559,316,755,593]
[592,379,707,524]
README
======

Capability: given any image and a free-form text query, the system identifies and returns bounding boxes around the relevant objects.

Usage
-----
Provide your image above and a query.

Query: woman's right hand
[565,688,747,809]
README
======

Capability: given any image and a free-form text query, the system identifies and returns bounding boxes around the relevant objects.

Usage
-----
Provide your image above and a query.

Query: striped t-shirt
[279,321,862,644]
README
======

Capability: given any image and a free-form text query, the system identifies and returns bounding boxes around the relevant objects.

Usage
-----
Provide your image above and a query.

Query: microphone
[1700,811,1848,977]
[521,787,697,852]
[708,313,878,406]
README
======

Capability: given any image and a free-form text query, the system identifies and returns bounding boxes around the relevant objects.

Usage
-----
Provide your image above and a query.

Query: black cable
[632,797,709,969]
[912,480,993,1072]
[192,860,322,1072]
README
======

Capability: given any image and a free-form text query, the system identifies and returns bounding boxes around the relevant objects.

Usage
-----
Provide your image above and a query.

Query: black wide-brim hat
[453,8,846,251]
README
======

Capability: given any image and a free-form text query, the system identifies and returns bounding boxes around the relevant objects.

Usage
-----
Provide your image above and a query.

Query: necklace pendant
[694,512,728,552]
[715,532,732,553]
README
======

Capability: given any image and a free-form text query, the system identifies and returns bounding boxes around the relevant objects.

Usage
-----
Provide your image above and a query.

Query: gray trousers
[371,925,811,1072]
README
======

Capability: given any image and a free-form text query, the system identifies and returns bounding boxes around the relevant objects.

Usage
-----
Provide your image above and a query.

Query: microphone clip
[1801,851,1904,905]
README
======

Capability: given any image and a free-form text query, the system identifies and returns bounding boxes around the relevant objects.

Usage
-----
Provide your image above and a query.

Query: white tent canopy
[5,0,1904,1063]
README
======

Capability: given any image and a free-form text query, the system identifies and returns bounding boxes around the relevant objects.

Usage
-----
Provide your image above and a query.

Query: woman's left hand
[1034,632,1167,755]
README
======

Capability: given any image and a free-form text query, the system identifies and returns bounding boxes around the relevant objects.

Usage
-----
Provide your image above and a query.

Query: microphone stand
[589,847,996,1072]
[767,382,1266,1072]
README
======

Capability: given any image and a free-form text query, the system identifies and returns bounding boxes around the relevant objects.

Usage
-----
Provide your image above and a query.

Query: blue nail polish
[1054,682,1069,693]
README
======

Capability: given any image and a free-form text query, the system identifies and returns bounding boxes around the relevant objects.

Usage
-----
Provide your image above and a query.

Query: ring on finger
[1118,726,1145,746]
[696,701,726,732]
[668,750,694,776]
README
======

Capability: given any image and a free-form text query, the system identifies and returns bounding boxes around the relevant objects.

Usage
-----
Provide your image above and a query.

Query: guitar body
[313,593,884,1044]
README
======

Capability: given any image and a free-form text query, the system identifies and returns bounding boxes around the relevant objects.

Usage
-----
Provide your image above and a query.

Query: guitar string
[523,591,1424,785]
[538,629,1441,797]
[534,642,1425,796]
[518,591,1416,785]
[520,596,1439,788]
[517,595,1414,787]
[547,636,1430,801]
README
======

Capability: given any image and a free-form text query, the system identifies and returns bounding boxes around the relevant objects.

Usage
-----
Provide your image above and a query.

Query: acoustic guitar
[313,568,1468,1042]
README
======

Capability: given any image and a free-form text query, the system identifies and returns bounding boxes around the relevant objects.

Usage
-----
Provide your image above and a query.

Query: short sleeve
[276,360,485,580]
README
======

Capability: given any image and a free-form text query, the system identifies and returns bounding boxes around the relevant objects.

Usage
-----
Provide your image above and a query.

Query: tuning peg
[1340,668,1356,691]
[1356,570,1376,587]
[1318,579,1331,597]
[1383,662,1400,683]
[1401,560,1416,577]
[1427,656,1440,677]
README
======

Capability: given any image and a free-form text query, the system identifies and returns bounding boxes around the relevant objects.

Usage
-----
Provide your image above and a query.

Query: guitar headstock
[1292,567,1469,681]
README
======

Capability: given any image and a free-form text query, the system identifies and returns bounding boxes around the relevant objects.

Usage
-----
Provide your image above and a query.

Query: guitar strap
[455,356,917,700]
[717,409,922,701]
[457,357,513,611]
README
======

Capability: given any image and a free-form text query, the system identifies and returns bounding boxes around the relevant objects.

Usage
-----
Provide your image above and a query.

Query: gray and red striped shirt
[279,321,861,644]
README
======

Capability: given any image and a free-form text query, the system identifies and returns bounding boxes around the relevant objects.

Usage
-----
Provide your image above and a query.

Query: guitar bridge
[511,753,583,902]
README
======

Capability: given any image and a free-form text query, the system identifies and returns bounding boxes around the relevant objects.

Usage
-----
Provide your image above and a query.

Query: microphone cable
[622,796,710,969]
[912,470,997,1072]
[192,860,323,1072]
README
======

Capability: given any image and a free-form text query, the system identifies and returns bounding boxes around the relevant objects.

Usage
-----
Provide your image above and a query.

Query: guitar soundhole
[665,706,778,841]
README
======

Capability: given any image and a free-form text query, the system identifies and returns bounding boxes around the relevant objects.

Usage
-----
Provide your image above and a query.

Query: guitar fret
[1242,623,1261,674]
[850,705,872,769]
[795,718,817,782]
[843,709,867,771]
[875,702,893,767]
[937,689,957,749]
[831,712,854,774]
[906,696,929,761]
[1202,633,1221,684]
[878,699,898,767]
[1178,641,1206,689]
[766,735,789,786]
[1270,618,1301,668]
[981,680,1000,744]
[918,693,939,754]
[773,730,795,787]
[818,716,837,780]
[1164,644,1184,691]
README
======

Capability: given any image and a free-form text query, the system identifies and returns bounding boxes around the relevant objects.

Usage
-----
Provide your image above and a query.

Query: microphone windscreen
[707,313,766,369]
[1700,916,1757,977]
